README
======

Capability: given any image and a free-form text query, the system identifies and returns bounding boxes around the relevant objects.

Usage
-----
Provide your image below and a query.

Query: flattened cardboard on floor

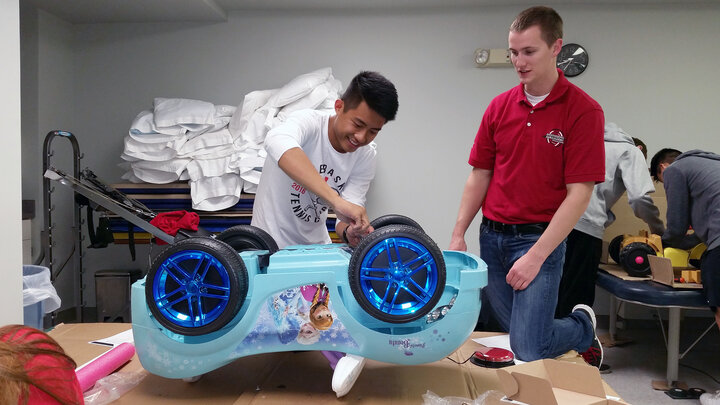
[492,359,628,405]
[50,324,621,404]
[50,323,499,404]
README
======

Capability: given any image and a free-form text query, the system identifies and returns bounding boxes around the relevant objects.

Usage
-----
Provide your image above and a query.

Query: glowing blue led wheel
[349,224,446,323]
[145,237,247,336]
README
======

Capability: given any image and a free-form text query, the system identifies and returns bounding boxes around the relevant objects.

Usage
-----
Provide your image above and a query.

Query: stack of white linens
[121,67,342,211]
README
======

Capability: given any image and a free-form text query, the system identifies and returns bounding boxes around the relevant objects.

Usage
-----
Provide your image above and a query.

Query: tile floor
[598,315,719,404]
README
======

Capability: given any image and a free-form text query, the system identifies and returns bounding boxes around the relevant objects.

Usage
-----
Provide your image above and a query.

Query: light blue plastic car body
[132,244,487,379]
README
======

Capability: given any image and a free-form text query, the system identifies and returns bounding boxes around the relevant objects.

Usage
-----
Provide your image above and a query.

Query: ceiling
[27,0,720,24]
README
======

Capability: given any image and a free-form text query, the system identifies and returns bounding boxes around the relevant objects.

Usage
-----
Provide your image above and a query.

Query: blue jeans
[479,224,593,361]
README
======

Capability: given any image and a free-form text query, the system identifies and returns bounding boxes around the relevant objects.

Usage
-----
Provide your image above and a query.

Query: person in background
[651,148,720,332]
[449,6,606,367]
[555,123,664,318]
[0,324,83,405]
[251,70,398,248]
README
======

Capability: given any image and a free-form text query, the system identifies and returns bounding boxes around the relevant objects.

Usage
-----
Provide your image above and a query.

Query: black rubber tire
[608,234,625,264]
[619,242,656,277]
[216,225,278,254]
[370,214,424,233]
[348,224,445,323]
[145,237,248,336]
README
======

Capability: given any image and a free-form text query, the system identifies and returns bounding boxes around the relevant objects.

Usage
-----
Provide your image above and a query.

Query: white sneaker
[331,354,366,397]
[572,304,603,369]
[700,390,720,405]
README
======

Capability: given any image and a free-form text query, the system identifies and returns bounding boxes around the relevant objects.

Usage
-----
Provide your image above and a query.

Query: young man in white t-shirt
[251,71,398,396]
[252,71,399,248]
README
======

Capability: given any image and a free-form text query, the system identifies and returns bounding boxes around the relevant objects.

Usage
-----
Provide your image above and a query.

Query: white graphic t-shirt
[251,110,377,248]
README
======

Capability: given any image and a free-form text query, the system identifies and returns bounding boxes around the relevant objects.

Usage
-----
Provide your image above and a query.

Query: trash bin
[95,269,142,323]
[22,265,61,330]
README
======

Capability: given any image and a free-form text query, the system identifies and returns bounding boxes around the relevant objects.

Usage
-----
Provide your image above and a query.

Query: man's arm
[629,196,665,235]
[449,168,493,251]
[660,168,697,248]
[506,181,594,290]
[621,147,665,235]
[336,221,372,247]
[278,147,370,232]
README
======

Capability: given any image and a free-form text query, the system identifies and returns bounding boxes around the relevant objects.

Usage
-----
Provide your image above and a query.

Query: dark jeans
[555,229,603,318]
[480,225,593,361]
[702,245,720,312]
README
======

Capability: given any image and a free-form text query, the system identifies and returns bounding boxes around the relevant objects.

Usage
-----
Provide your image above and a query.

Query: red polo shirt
[469,69,605,224]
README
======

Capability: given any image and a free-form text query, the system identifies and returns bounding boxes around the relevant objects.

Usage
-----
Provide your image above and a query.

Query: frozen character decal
[236,283,358,355]
[269,288,308,344]
[296,322,320,345]
[304,283,333,330]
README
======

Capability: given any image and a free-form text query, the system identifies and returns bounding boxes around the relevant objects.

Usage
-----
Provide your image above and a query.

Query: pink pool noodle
[76,342,136,392]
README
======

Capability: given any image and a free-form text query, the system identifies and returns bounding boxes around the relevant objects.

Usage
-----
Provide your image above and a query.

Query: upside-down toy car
[131,217,487,397]
[42,165,488,397]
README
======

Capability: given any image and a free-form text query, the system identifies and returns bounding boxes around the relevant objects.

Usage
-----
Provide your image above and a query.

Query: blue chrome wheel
[349,224,446,323]
[146,237,247,336]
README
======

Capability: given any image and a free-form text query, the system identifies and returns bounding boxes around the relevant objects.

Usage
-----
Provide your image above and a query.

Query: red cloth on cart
[150,210,200,245]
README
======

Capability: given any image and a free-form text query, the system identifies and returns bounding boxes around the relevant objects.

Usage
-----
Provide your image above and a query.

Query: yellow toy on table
[608,230,706,278]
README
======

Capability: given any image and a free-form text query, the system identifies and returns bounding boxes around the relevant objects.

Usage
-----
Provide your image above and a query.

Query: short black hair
[650,148,682,181]
[341,71,399,122]
[631,137,648,160]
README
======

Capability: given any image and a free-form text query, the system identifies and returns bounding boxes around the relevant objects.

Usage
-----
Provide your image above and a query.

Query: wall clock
[556,43,588,77]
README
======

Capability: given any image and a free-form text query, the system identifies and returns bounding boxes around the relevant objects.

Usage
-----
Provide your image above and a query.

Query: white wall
[19,3,720,315]
[69,4,720,247]
[1,0,23,326]
[20,7,82,316]
[36,10,81,314]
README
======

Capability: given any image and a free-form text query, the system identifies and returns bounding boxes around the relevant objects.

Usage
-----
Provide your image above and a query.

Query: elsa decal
[237,283,358,353]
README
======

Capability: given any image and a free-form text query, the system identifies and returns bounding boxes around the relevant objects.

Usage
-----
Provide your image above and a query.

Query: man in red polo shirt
[450,6,605,367]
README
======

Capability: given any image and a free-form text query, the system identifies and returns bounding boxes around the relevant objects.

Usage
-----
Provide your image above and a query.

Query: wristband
[342,227,349,243]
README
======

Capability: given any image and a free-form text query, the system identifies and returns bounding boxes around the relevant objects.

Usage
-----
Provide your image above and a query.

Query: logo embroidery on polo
[544,129,565,147]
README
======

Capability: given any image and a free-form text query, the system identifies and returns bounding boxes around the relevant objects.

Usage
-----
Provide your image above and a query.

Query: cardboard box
[49,324,621,404]
[600,240,610,265]
[682,270,702,284]
[603,185,667,245]
[599,263,649,281]
[48,324,497,404]
[648,255,702,289]
[492,359,628,405]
